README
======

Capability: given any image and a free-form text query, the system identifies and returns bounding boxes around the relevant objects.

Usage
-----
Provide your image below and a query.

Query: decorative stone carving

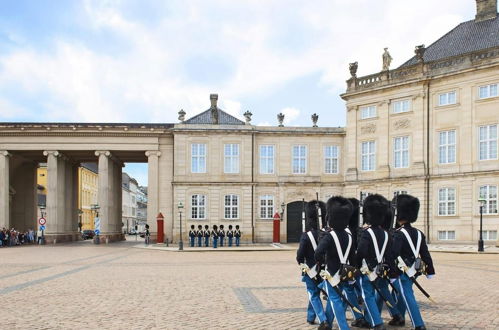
[311,113,319,127]
[178,109,186,122]
[243,111,252,124]
[361,123,376,134]
[415,45,426,63]
[382,48,392,71]
[277,113,285,127]
[349,62,358,77]
[394,119,411,130]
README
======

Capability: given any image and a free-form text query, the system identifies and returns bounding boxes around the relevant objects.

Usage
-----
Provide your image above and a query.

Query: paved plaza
[1,241,499,330]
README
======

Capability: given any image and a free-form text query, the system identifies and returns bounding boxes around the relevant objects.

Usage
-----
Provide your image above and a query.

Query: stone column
[11,162,37,231]
[0,151,11,229]
[114,159,123,234]
[43,151,68,241]
[146,151,161,241]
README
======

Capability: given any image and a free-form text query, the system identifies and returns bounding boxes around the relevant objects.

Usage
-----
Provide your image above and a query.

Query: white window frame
[392,99,411,113]
[224,194,239,219]
[438,230,456,241]
[259,145,275,174]
[479,185,498,215]
[360,105,377,119]
[479,125,498,160]
[260,195,274,219]
[361,141,376,171]
[224,144,240,174]
[478,83,498,99]
[191,194,207,219]
[393,136,410,168]
[292,145,307,174]
[439,130,456,164]
[438,91,457,106]
[480,230,498,241]
[324,145,339,174]
[191,143,207,173]
[438,188,456,216]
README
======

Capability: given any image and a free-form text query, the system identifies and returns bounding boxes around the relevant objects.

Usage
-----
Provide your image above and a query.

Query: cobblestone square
[1,241,498,329]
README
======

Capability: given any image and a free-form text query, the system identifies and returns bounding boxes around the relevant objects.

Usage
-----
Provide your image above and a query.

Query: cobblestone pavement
[1,241,498,329]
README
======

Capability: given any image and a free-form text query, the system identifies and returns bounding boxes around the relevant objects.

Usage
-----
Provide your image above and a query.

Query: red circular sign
[38,217,46,226]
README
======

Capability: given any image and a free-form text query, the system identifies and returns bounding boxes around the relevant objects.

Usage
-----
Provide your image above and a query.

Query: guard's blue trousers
[220,237,224,247]
[393,274,425,328]
[320,280,349,330]
[190,237,195,247]
[359,275,383,327]
[228,237,233,247]
[204,236,210,247]
[375,278,401,318]
[213,237,218,248]
[302,276,327,324]
[235,237,240,246]
[342,281,365,321]
[197,237,202,247]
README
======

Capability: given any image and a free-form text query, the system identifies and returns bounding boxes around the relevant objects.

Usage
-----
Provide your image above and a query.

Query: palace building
[0,0,498,245]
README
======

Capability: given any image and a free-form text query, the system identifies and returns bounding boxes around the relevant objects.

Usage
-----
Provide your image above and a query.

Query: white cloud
[280,107,300,125]
[257,121,271,126]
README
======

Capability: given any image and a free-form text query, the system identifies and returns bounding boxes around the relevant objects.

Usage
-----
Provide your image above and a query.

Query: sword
[361,260,394,308]
[316,192,322,229]
[411,277,436,303]
[397,256,436,303]
[321,270,362,314]
[389,281,399,295]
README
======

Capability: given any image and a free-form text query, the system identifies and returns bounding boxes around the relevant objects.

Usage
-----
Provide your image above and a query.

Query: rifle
[391,192,399,230]
[315,192,322,229]
[302,198,306,233]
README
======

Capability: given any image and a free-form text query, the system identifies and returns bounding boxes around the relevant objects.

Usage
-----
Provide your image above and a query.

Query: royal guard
[390,194,435,330]
[234,225,242,246]
[203,224,210,247]
[219,224,225,247]
[296,200,331,328]
[188,225,196,247]
[197,225,203,247]
[211,225,219,248]
[227,225,234,247]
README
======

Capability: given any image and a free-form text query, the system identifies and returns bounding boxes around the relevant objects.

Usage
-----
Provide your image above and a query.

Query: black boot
[388,314,405,326]
[318,321,332,330]
[372,324,386,330]
[351,318,370,328]
[307,320,315,325]
[414,327,427,330]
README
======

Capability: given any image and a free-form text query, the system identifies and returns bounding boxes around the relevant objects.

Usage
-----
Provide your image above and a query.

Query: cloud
[280,107,300,125]
[257,121,271,126]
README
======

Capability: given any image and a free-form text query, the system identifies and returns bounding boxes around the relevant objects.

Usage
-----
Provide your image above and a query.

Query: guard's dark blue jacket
[356,226,394,270]
[391,223,435,276]
[296,230,319,269]
[314,229,355,275]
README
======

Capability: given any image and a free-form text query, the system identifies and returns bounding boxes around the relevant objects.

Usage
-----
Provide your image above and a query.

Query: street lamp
[91,204,100,244]
[178,201,184,251]
[38,204,46,245]
[478,199,486,252]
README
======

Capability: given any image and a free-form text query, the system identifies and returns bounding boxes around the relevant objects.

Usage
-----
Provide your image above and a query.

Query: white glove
[348,280,356,285]
[390,278,397,283]
[426,274,434,280]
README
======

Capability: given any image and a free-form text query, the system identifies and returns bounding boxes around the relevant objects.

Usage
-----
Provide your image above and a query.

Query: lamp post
[77,209,83,233]
[178,201,184,251]
[91,204,100,244]
[39,204,46,245]
[280,202,285,221]
[478,199,486,252]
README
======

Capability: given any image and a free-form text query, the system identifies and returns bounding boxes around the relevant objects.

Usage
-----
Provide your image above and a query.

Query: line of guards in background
[189,224,242,248]
[297,193,435,330]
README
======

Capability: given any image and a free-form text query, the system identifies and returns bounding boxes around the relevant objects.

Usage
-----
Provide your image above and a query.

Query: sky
[0,0,477,185]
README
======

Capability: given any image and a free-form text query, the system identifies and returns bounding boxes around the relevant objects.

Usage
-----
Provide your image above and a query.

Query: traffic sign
[94,229,100,235]
[38,217,46,226]
[40,225,46,230]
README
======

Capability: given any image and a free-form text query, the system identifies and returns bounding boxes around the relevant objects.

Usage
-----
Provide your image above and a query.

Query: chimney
[476,0,497,22]
[210,94,218,108]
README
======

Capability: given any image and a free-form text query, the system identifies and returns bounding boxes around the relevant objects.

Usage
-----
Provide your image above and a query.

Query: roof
[399,15,499,68]
[184,108,245,125]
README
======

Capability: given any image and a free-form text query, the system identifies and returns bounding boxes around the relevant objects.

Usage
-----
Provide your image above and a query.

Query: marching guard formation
[297,194,435,330]
[189,224,241,248]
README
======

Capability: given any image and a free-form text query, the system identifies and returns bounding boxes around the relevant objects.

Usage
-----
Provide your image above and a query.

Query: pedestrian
[234,225,241,247]
[37,228,42,244]
[227,225,234,247]
[189,225,196,247]
[197,225,203,247]
[212,225,219,248]
[145,224,150,245]
[219,224,225,247]
[203,224,210,247]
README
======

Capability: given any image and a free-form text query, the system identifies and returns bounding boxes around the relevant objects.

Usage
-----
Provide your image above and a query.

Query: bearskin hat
[347,198,360,229]
[396,194,420,223]
[197,225,202,229]
[363,194,390,226]
[382,208,393,230]
[229,225,233,229]
[190,224,195,229]
[204,225,209,229]
[212,224,218,230]
[326,196,353,230]
[305,200,327,230]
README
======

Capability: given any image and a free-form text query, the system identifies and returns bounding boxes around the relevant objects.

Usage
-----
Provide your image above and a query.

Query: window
[292,145,307,174]
[392,99,411,113]
[191,144,207,173]
[260,145,275,174]
[439,130,456,164]
[393,136,409,168]
[438,91,457,106]
[479,185,498,214]
[479,83,498,99]
[260,195,274,219]
[224,194,238,219]
[438,231,456,240]
[224,144,239,173]
[360,105,376,119]
[361,141,376,171]
[324,146,339,174]
[479,125,497,160]
[191,194,206,219]
[438,188,456,216]
[480,230,498,241]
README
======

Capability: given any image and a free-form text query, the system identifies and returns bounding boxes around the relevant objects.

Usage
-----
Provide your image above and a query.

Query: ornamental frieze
[394,118,410,130]
[360,123,376,135]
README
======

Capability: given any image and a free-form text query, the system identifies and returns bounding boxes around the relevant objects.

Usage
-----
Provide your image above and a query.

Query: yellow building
[78,163,98,231]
